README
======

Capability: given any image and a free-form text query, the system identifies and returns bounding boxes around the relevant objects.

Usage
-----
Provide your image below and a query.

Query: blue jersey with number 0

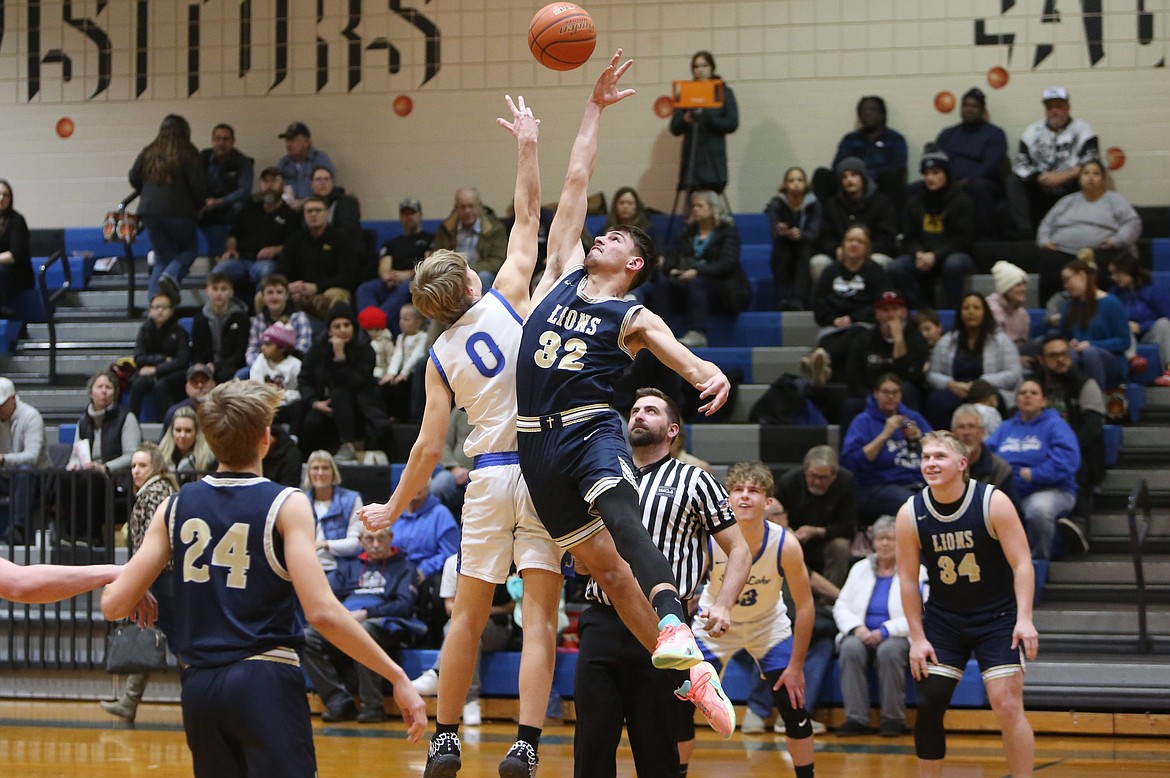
[517,265,643,417]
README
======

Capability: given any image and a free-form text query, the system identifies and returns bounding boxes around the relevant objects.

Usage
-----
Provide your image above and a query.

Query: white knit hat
[991,261,1027,296]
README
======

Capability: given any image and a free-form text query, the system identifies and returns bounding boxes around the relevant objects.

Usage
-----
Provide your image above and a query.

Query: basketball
[528,3,596,71]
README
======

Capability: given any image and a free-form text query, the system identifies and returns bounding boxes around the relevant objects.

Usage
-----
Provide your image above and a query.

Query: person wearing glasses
[775,445,857,587]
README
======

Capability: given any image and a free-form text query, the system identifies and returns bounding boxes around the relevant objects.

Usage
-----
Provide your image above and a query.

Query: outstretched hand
[591,49,635,108]
[694,371,730,416]
[497,94,540,142]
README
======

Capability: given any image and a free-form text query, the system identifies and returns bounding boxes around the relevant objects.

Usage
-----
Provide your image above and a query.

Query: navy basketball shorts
[180,658,317,778]
[923,602,1024,683]
[517,409,637,549]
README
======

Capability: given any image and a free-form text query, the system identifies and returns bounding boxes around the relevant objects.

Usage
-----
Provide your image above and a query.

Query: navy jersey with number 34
[517,265,644,417]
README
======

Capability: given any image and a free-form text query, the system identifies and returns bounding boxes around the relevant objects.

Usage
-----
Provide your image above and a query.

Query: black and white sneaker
[498,739,538,778]
[424,732,462,778]
[1056,517,1090,556]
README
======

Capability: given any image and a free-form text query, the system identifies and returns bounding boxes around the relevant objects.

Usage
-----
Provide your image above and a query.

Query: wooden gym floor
[2,700,1170,777]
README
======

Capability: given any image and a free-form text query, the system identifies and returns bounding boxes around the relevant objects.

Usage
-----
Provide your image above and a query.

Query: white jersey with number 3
[429,289,524,457]
[700,522,791,632]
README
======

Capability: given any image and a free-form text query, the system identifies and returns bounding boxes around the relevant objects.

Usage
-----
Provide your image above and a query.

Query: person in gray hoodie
[190,271,251,384]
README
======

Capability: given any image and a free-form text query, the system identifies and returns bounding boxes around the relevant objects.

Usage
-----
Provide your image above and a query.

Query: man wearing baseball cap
[276,121,336,207]
[934,87,1008,238]
[1007,86,1099,235]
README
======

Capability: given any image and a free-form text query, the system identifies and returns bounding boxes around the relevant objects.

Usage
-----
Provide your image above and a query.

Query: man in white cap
[1007,86,1099,236]
[0,377,49,543]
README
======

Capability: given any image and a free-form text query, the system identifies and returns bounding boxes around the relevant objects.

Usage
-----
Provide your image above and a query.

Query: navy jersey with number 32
[517,266,644,417]
[912,480,1016,615]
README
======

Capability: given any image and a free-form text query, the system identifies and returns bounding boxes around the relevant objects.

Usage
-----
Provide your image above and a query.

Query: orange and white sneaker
[651,614,702,670]
[675,661,736,738]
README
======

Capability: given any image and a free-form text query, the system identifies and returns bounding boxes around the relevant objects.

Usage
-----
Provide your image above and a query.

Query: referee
[573,388,751,778]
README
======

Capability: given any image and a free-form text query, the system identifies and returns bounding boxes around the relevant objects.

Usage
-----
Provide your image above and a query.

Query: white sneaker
[463,698,482,727]
[678,329,708,349]
[741,709,766,734]
[410,668,439,696]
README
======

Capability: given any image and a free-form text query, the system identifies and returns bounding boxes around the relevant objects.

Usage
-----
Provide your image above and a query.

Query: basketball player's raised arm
[896,504,935,679]
[624,308,731,415]
[359,361,453,532]
[279,489,428,742]
[533,49,634,302]
[989,490,1039,660]
[492,95,542,316]
[101,501,170,624]
[0,557,119,604]
[774,531,814,708]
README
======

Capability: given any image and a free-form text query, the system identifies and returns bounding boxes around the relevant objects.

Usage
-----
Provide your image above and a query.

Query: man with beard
[218,167,300,291]
[935,88,1008,238]
[775,445,857,587]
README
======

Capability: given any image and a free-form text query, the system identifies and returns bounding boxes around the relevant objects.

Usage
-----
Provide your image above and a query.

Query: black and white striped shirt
[586,454,736,605]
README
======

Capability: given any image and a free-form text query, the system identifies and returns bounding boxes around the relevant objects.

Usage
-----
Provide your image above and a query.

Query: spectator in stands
[844,291,930,419]
[262,422,303,488]
[379,197,434,268]
[950,404,1021,509]
[1058,257,1138,389]
[914,308,944,350]
[0,180,34,319]
[1108,253,1170,385]
[670,50,738,194]
[1037,160,1141,265]
[244,273,313,368]
[810,157,898,286]
[0,377,48,543]
[889,147,976,310]
[832,515,924,737]
[431,188,508,288]
[987,379,1080,561]
[248,322,303,431]
[764,167,822,309]
[218,167,299,292]
[810,224,893,372]
[431,406,472,517]
[925,293,1022,430]
[381,304,427,421]
[665,189,750,348]
[605,186,655,236]
[1008,87,1099,236]
[1031,335,1107,555]
[198,123,253,257]
[129,292,191,420]
[987,261,1033,356]
[158,405,215,475]
[965,379,1005,434]
[359,306,395,382]
[62,371,142,545]
[161,363,215,432]
[129,114,207,300]
[98,441,177,722]
[392,479,461,648]
[276,122,334,207]
[775,445,857,587]
[190,272,249,385]
[299,302,386,462]
[841,373,931,527]
[818,96,908,212]
[302,524,419,723]
[303,449,364,592]
[935,87,1008,238]
[357,256,415,340]
[310,165,362,247]
[278,196,359,319]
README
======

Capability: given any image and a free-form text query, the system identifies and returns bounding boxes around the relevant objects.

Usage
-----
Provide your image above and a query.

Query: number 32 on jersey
[533,331,587,371]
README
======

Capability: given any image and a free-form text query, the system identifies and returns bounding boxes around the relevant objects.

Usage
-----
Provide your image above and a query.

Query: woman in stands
[157,405,215,476]
[99,441,178,722]
[764,166,821,310]
[924,292,1022,430]
[987,379,1080,561]
[664,189,750,349]
[986,260,1033,354]
[1107,252,1170,387]
[128,114,207,301]
[303,449,363,592]
[1036,160,1142,264]
[0,180,35,318]
[809,224,892,375]
[1058,256,1139,390]
[669,50,738,195]
[604,186,655,237]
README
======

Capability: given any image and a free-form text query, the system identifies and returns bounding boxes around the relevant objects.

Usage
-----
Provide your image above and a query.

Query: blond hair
[197,380,281,469]
[726,461,775,495]
[159,405,215,471]
[921,430,969,460]
[411,249,472,325]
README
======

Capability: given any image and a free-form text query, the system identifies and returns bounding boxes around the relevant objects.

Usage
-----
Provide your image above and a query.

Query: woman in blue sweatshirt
[1107,252,1170,386]
[987,378,1080,560]
[1059,257,1137,389]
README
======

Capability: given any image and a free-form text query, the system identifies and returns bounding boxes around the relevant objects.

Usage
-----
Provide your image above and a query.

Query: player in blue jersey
[102,381,427,777]
[360,95,563,778]
[896,430,1039,778]
[514,51,731,695]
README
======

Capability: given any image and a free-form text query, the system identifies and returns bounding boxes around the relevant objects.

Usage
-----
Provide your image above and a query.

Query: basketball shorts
[693,614,794,676]
[517,408,637,549]
[923,602,1024,682]
[459,458,562,584]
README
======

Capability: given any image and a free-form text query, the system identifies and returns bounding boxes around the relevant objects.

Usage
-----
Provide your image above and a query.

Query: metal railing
[1127,478,1153,654]
[36,251,72,385]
